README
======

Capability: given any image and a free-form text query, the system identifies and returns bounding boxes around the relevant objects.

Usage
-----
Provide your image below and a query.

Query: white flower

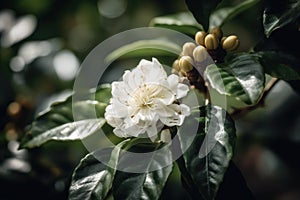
[104,58,190,139]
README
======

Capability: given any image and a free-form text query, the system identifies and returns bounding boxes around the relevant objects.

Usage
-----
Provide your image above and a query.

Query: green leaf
[149,12,203,35]
[185,0,223,31]
[209,0,260,29]
[19,85,111,148]
[263,0,300,37]
[255,51,300,80]
[105,39,181,63]
[216,161,255,199]
[69,139,130,200]
[113,143,173,200]
[178,105,236,199]
[205,54,265,105]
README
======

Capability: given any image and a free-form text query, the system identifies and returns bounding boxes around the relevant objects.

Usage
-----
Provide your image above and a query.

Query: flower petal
[176,83,189,99]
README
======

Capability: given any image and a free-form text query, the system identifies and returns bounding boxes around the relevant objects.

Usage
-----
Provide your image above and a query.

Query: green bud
[179,56,193,72]
[193,45,207,62]
[182,42,196,57]
[204,34,219,50]
[221,35,239,51]
[172,59,180,71]
[210,27,223,40]
[195,31,207,46]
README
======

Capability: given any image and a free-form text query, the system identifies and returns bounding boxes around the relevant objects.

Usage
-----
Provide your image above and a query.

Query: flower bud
[221,37,227,44]
[195,31,207,46]
[179,56,193,72]
[179,70,187,77]
[193,45,207,62]
[172,59,180,71]
[160,129,171,143]
[171,60,180,74]
[182,42,196,57]
[221,35,239,51]
[204,34,219,50]
[210,27,223,40]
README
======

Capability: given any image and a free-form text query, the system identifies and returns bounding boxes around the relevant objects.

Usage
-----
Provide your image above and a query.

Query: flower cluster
[105,58,190,140]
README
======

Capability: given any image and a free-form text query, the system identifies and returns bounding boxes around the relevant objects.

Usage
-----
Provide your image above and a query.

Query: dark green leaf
[263,0,300,37]
[113,143,173,200]
[69,139,130,200]
[105,39,181,63]
[149,12,203,35]
[178,105,236,199]
[255,51,300,80]
[216,161,254,200]
[205,54,265,105]
[19,85,111,148]
[185,0,223,31]
[209,0,260,29]
[287,80,300,94]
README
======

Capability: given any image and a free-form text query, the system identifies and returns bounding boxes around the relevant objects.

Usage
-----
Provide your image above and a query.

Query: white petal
[139,58,167,83]
[113,128,127,138]
[179,104,191,116]
[160,115,181,126]
[146,122,158,138]
[159,104,190,126]
[176,83,189,99]
[167,74,180,94]
[110,98,128,117]
[153,103,177,117]
[123,70,138,93]
[152,86,175,105]
[111,81,130,104]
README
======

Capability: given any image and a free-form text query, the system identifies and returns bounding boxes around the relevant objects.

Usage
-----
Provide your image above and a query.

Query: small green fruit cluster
[196,28,239,52]
[172,27,239,91]
[172,43,208,75]
[172,27,239,75]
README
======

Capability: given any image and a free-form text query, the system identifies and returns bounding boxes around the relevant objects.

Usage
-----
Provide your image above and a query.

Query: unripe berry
[179,70,187,77]
[221,37,227,44]
[193,45,207,62]
[182,42,196,57]
[221,35,239,51]
[204,34,219,50]
[179,56,193,72]
[172,59,180,71]
[210,27,223,40]
[195,31,207,46]
[171,59,180,74]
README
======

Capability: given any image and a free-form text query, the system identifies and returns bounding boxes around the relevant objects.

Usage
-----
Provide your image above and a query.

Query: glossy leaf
[255,51,300,80]
[205,54,265,105]
[185,0,222,31]
[105,39,181,63]
[178,105,236,199]
[19,85,111,148]
[263,0,300,37]
[149,12,203,35]
[216,161,255,199]
[210,0,260,29]
[69,139,129,200]
[113,143,173,200]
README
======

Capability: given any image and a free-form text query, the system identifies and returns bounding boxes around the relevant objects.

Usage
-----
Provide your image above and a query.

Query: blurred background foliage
[0,0,300,199]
